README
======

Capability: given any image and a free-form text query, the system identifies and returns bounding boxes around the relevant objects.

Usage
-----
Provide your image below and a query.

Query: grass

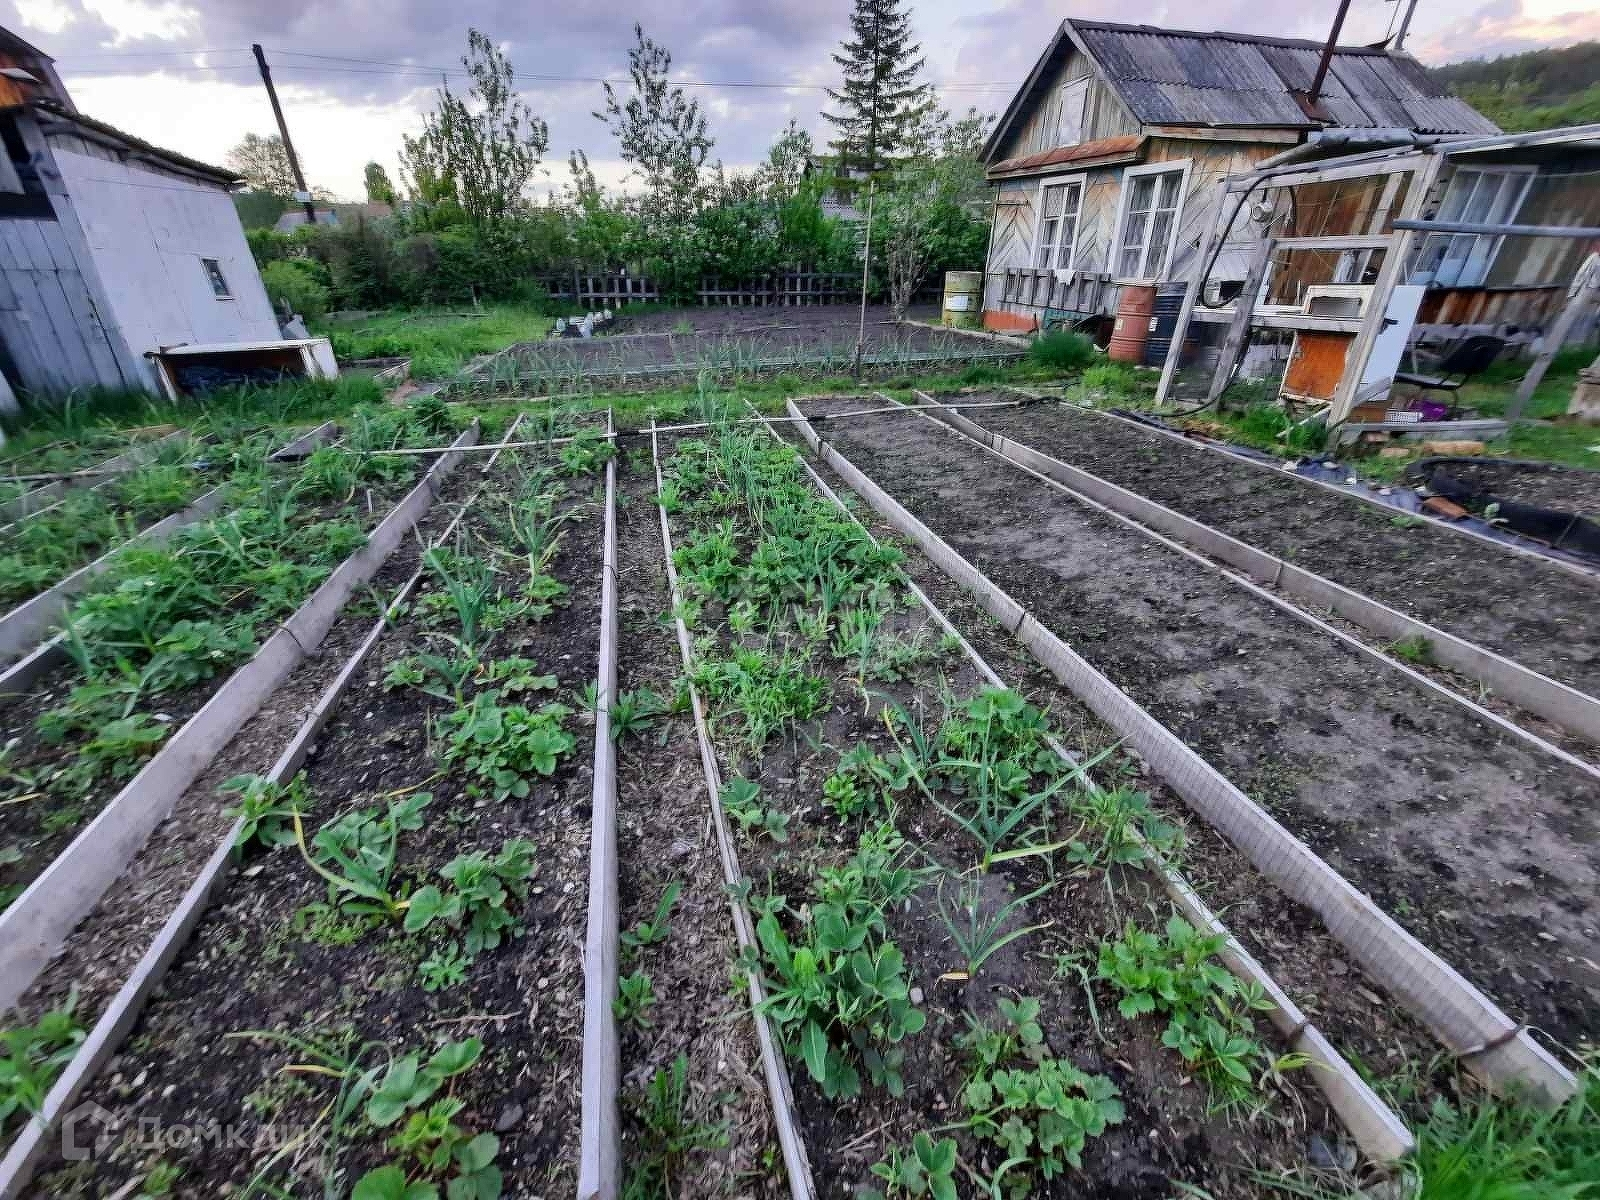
[311,303,553,381]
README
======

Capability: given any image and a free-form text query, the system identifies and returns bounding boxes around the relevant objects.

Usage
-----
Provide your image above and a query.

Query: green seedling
[613,971,657,1028]
[0,990,84,1130]
[719,777,788,842]
[933,872,1054,982]
[866,1132,959,1200]
[223,772,314,853]
[621,881,682,954]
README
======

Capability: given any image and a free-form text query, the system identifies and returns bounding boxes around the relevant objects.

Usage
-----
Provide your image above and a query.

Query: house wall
[51,135,279,372]
[983,137,1279,333]
[992,44,1138,164]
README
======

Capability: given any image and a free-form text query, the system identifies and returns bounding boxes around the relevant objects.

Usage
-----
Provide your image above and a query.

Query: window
[1055,78,1089,147]
[1112,162,1189,281]
[1410,166,1533,288]
[201,258,232,299]
[1033,176,1084,271]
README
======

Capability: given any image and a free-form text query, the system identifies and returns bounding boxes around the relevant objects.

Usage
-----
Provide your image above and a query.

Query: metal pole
[251,44,316,226]
[1307,0,1354,109]
[1393,0,1420,52]
[853,176,876,379]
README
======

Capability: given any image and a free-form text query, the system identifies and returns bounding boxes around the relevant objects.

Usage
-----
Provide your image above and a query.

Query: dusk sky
[3,0,1596,200]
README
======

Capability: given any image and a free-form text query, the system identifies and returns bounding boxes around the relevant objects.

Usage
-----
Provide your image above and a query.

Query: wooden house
[978,19,1497,338]
[0,39,281,401]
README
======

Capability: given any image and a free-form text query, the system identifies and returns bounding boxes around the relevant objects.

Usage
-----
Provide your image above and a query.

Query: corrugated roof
[1070,21,1499,135]
[30,100,241,185]
[987,134,1146,179]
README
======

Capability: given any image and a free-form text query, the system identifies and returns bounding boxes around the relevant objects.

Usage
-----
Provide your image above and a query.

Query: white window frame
[1109,159,1192,282]
[1055,77,1090,148]
[200,257,232,300]
[1030,172,1087,273]
[1410,164,1535,289]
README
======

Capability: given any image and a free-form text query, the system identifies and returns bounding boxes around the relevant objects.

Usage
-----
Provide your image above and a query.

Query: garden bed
[960,395,1600,701]
[19,418,614,1197]
[793,398,1600,1060]
[0,408,460,924]
[652,424,1365,1197]
[448,306,1019,397]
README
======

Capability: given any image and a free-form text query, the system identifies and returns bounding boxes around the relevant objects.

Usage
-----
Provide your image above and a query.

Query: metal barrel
[1109,284,1156,363]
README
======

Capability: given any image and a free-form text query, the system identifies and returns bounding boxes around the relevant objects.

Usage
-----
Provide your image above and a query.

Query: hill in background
[1432,41,1600,131]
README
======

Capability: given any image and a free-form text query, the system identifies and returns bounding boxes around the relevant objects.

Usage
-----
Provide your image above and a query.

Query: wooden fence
[537,270,942,309]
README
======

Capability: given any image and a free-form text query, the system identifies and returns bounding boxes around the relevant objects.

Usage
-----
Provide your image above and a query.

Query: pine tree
[823,0,936,177]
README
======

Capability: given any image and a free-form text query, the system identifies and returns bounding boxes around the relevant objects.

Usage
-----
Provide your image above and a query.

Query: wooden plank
[1206,231,1279,406]
[1506,268,1600,422]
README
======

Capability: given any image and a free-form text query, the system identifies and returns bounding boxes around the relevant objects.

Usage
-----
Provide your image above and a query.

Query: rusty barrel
[1109,284,1156,364]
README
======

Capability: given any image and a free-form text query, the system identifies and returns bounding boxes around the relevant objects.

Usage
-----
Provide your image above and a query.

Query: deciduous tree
[363,162,397,206]
[596,24,715,220]
[226,133,295,197]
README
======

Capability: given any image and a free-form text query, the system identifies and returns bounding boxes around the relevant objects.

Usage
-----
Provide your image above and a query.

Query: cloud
[0,0,1588,199]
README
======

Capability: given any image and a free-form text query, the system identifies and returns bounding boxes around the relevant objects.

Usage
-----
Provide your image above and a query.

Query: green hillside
[1432,41,1600,131]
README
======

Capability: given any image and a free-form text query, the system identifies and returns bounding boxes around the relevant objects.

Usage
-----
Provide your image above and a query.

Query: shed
[0,74,282,400]
[978,19,1495,339]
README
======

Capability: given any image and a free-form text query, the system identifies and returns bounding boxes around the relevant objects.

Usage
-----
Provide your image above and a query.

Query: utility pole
[1305,0,1354,112]
[251,43,316,227]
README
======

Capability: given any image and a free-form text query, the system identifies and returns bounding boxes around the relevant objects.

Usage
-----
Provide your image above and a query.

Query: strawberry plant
[718,777,788,842]
[961,1054,1125,1194]
[866,1132,959,1200]
[0,990,84,1132]
[439,694,576,800]
[404,839,537,957]
[223,772,314,853]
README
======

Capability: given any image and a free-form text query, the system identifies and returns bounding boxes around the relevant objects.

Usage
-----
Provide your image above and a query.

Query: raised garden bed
[791,397,1600,1066]
[12,416,616,1196]
[447,307,1019,398]
[650,422,1376,1197]
[956,395,1600,701]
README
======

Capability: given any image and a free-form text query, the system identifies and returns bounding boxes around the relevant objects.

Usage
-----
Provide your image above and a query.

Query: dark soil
[27,444,601,1198]
[800,399,1600,1057]
[780,429,1451,1114]
[656,432,1350,1199]
[611,450,782,1195]
[455,307,1017,397]
[966,397,1600,701]
[613,305,940,336]
[0,462,433,918]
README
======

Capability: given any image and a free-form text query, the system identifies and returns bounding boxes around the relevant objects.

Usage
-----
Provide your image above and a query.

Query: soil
[612,305,941,336]
[4,453,490,1041]
[455,306,1018,396]
[1416,458,1600,520]
[965,396,1600,701]
[779,429,1452,1115]
[0,461,436,916]
[610,449,783,1195]
[25,443,601,1197]
[800,398,1600,1057]
[654,431,1353,1199]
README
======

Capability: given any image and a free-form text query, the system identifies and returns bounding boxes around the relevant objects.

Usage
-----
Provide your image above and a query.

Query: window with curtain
[1410,166,1533,288]
[1115,166,1186,279]
[1034,179,1084,270]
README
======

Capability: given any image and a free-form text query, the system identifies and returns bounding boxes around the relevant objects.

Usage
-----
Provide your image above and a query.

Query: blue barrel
[1143,285,1187,368]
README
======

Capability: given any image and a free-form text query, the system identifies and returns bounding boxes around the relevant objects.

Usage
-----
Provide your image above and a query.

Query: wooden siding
[984,137,1278,322]
[995,45,1138,164]
[0,216,127,394]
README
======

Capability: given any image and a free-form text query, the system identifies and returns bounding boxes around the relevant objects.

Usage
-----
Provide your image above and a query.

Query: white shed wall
[52,140,279,365]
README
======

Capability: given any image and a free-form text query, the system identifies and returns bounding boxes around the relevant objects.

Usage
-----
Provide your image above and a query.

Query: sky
[2,0,1596,202]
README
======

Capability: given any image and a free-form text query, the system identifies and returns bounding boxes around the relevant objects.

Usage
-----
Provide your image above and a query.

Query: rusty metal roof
[987,134,1146,180]
[1070,21,1499,135]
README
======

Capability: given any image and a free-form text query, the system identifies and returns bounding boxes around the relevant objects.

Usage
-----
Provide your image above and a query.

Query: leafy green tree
[401,29,549,226]
[363,162,397,206]
[225,133,296,196]
[823,0,936,177]
[596,24,715,220]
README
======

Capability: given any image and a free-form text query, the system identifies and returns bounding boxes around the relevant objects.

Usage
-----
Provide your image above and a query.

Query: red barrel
[1108,284,1156,364]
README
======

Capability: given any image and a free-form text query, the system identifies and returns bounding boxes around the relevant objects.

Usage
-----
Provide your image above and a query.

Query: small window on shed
[1056,78,1089,148]
[201,258,232,299]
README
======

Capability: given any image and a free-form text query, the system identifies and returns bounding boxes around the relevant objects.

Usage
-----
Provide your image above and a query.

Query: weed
[621,881,682,954]
[418,945,470,993]
[141,1161,182,1196]
[1389,634,1435,666]
[719,777,789,842]
[614,971,657,1028]
[223,773,314,853]
[610,688,665,741]
[1028,331,1096,371]
[297,792,432,922]
[0,989,84,1130]
[623,1054,728,1200]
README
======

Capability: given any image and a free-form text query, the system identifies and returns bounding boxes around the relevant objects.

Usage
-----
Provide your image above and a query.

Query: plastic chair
[1395,334,1507,415]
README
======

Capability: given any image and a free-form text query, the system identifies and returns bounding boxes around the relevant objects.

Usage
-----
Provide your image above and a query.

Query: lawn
[311,303,554,381]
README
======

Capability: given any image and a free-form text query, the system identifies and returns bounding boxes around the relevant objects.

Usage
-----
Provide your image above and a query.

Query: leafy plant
[439,694,576,800]
[933,872,1053,981]
[610,688,665,741]
[297,792,432,921]
[223,772,314,853]
[614,970,657,1028]
[405,839,537,956]
[623,1054,728,1200]
[961,1054,1124,1195]
[1389,634,1435,666]
[866,1132,960,1200]
[621,881,681,954]
[1096,915,1289,1104]
[718,777,788,842]
[418,945,470,993]
[0,990,85,1130]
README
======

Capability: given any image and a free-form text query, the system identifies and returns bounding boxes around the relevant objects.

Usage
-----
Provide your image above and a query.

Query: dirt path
[969,398,1600,700]
[802,399,1600,1055]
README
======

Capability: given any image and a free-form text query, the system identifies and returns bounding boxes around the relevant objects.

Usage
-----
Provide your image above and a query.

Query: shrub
[261,260,331,322]
[1029,331,1097,371]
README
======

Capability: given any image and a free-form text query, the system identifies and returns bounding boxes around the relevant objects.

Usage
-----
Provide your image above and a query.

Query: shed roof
[987,134,1146,180]
[30,100,241,186]
[982,19,1497,164]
